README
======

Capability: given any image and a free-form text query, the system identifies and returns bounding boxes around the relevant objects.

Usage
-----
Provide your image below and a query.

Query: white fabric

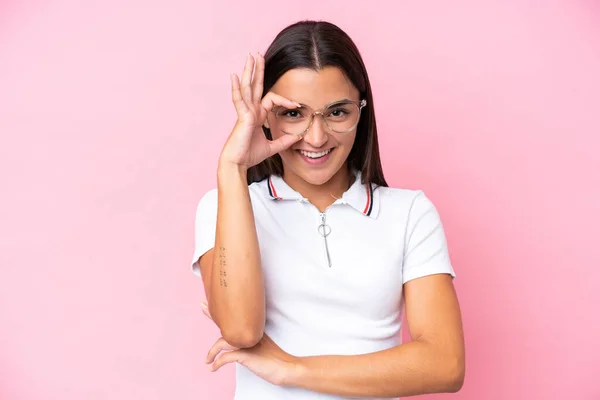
[191,171,455,400]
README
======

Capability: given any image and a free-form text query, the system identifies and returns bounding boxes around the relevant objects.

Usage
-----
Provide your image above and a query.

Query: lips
[295,147,335,166]
[298,149,332,159]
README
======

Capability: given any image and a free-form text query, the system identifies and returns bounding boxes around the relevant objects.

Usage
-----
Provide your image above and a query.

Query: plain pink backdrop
[1,1,599,399]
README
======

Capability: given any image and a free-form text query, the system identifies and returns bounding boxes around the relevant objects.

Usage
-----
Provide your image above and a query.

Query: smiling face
[266,66,361,188]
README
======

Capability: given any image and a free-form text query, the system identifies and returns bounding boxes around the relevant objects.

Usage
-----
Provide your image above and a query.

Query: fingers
[205,337,239,364]
[231,73,248,117]
[260,93,303,156]
[205,337,226,364]
[231,53,266,118]
[211,350,246,372]
[206,338,244,372]
[261,92,301,113]
[241,53,255,106]
[252,52,265,103]
[268,132,303,156]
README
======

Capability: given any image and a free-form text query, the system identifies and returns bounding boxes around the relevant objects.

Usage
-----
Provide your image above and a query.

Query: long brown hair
[247,20,388,188]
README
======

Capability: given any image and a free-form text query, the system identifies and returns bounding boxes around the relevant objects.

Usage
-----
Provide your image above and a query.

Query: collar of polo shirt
[264,170,380,218]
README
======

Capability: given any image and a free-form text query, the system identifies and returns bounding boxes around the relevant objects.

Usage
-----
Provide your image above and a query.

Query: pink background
[1,1,599,399]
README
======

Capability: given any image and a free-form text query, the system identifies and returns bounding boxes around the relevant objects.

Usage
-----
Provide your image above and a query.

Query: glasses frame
[272,99,367,136]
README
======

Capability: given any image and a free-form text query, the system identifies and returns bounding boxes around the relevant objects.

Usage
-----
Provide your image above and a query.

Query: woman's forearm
[288,339,464,398]
[209,161,265,348]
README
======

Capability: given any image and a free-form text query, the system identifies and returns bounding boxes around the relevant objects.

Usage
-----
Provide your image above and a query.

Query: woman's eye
[283,110,301,118]
[329,109,348,117]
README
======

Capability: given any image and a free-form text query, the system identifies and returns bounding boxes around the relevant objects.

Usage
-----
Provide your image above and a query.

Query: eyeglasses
[271,99,367,136]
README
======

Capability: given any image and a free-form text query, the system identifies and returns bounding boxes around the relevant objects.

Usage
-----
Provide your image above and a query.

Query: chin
[296,170,336,186]
[281,158,345,186]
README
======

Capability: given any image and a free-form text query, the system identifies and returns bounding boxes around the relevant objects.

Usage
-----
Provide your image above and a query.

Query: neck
[283,166,355,212]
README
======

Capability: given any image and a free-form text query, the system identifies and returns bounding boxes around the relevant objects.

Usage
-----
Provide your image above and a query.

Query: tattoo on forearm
[219,246,228,288]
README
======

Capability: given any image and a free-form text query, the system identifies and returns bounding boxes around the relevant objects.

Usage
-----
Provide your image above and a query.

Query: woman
[192,20,465,400]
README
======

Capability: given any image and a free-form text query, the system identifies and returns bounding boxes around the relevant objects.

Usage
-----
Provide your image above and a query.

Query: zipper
[318,212,332,267]
[303,199,339,268]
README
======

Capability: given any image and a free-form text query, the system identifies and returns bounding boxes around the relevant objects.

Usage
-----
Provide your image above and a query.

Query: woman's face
[266,66,360,186]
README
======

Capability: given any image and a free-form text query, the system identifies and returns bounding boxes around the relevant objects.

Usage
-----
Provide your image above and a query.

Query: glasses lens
[274,106,311,135]
[274,102,361,135]
[324,102,360,133]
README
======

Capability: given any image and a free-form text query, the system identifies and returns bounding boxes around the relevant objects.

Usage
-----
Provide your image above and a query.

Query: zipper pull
[318,213,332,268]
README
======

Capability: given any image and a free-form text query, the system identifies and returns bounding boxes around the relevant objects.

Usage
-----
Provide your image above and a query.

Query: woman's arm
[198,53,301,349]
[199,162,265,349]
[288,273,465,397]
[207,273,464,396]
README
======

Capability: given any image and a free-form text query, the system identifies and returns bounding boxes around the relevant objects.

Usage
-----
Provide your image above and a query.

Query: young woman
[192,20,465,400]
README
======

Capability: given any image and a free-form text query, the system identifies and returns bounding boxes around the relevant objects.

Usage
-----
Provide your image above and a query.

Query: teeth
[300,149,331,159]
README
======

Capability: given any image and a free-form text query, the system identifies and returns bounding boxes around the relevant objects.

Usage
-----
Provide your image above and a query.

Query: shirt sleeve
[402,191,456,284]
[191,188,218,276]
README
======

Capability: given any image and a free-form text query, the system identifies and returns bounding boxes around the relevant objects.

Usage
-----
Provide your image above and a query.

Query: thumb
[268,134,302,156]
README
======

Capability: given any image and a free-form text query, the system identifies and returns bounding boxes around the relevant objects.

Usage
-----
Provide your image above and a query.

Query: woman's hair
[247,20,388,188]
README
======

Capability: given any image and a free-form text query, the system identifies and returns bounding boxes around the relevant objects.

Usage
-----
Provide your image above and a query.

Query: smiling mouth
[298,148,333,159]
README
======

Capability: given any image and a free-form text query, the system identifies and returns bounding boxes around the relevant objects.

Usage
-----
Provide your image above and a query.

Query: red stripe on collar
[362,183,372,215]
[268,177,282,200]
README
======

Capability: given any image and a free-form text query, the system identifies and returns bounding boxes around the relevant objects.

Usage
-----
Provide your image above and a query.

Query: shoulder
[193,188,218,220]
[196,187,218,209]
[194,179,270,213]
[376,186,435,213]
[375,186,446,228]
[199,187,218,202]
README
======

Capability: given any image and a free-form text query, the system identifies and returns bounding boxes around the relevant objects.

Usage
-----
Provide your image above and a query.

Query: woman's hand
[201,301,299,387]
[205,332,299,387]
[219,53,302,169]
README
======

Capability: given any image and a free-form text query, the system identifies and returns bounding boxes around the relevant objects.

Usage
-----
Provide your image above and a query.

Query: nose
[302,114,328,148]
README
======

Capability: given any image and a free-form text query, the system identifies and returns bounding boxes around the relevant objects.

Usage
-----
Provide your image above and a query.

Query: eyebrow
[296,99,356,109]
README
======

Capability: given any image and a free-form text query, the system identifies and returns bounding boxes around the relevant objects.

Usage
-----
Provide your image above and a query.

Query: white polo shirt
[191,170,456,400]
